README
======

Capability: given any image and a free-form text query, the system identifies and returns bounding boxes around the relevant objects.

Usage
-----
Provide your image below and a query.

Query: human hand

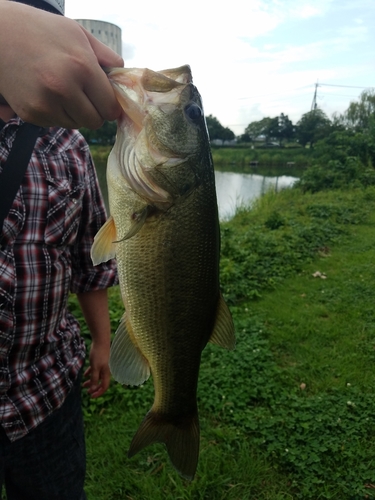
[83,340,111,398]
[0,2,124,129]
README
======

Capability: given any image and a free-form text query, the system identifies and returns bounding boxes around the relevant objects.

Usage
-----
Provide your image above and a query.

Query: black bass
[91,65,235,480]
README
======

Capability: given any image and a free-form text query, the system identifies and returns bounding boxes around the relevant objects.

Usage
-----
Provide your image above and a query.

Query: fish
[91,65,235,480]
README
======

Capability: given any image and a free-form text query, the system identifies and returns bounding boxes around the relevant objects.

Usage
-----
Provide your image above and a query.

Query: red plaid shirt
[0,117,117,441]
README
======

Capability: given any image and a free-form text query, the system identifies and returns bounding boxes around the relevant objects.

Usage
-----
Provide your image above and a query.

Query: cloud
[65,0,374,135]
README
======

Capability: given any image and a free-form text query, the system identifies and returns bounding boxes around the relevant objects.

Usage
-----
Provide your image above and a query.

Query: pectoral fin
[109,313,151,386]
[209,293,236,350]
[91,216,117,265]
[115,205,149,242]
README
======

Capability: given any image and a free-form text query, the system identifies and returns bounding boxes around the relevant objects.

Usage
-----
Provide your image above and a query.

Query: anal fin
[209,293,236,350]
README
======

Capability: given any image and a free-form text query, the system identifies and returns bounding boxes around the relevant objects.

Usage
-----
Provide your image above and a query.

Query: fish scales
[117,179,218,400]
[91,65,235,480]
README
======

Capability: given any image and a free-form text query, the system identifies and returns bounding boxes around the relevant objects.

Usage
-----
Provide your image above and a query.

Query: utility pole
[311,81,319,111]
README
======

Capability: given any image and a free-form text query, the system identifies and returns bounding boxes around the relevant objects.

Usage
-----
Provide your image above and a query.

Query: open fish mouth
[105,66,198,206]
[107,66,193,132]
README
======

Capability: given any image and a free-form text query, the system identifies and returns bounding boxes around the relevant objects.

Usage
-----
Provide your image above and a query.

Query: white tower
[75,19,122,57]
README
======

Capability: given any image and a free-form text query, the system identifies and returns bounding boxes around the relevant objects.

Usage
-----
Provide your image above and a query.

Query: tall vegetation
[241,89,375,151]
[205,114,236,143]
[295,108,331,148]
[244,114,295,146]
[296,91,375,192]
[340,89,375,130]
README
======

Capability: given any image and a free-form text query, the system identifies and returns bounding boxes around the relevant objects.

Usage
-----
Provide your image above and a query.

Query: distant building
[75,19,122,56]
[211,139,238,146]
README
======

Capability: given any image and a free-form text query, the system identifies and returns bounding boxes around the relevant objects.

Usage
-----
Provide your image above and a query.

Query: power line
[320,93,361,99]
[318,83,375,90]
[311,82,374,111]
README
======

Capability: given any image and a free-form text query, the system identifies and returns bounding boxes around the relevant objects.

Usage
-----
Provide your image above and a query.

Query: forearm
[76,288,111,346]
[77,288,113,397]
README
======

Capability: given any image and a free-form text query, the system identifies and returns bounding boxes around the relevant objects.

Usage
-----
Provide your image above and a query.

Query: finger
[88,378,109,398]
[53,66,120,128]
[82,69,122,124]
[89,367,100,390]
[62,92,105,129]
[83,28,124,68]
[13,77,104,129]
[89,385,107,399]
[79,28,124,123]
[90,368,111,398]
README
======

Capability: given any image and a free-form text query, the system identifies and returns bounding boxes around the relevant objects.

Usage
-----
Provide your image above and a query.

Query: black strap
[0,122,43,243]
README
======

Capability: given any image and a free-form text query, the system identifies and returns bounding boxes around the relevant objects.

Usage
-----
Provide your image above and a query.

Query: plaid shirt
[0,117,117,442]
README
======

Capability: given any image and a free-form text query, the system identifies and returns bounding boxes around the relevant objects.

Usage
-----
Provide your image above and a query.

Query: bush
[297,157,375,193]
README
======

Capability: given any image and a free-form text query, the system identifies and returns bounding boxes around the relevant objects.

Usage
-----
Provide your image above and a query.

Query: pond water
[95,162,298,221]
[215,171,298,220]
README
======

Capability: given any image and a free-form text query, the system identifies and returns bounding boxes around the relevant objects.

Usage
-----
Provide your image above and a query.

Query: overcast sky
[66,0,375,136]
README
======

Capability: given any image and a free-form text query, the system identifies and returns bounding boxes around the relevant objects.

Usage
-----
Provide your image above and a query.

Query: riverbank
[211,145,311,173]
[71,179,375,499]
[90,145,302,219]
[90,144,310,177]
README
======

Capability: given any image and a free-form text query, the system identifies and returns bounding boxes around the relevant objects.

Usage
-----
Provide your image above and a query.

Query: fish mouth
[107,66,194,206]
[107,68,145,131]
[107,66,192,132]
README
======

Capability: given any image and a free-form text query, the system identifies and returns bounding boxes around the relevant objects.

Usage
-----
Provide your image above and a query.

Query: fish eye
[184,103,203,122]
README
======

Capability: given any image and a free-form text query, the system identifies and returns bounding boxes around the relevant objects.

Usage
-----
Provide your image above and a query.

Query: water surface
[215,171,297,220]
[95,160,298,221]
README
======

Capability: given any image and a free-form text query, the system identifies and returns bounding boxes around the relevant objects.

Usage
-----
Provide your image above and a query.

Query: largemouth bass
[91,65,235,480]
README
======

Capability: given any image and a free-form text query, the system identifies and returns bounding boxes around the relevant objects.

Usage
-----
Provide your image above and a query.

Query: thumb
[80,26,124,68]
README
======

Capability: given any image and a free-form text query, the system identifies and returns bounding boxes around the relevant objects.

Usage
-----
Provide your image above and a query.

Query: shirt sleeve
[69,142,118,294]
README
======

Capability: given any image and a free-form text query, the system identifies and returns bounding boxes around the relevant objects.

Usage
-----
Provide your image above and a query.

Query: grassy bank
[70,179,375,499]
[211,146,311,171]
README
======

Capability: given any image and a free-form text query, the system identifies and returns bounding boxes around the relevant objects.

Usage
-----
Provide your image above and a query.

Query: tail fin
[128,410,200,480]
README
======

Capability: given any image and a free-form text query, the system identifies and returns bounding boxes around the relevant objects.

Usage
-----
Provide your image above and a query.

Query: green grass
[211,146,311,170]
[257,240,375,392]
[75,184,375,499]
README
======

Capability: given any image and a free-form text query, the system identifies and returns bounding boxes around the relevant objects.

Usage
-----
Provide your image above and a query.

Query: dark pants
[0,375,86,500]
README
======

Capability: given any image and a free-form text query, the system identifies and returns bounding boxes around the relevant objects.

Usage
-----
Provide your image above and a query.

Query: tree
[80,120,117,145]
[340,90,375,131]
[222,126,236,142]
[245,117,277,144]
[277,113,295,146]
[324,116,375,166]
[206,115,235,142]
[296,109,331,148]
[237,132,252,143]
[245,115,295,146]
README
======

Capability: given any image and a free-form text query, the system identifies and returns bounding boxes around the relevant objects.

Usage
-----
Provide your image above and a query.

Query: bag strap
[0,122,44,245]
